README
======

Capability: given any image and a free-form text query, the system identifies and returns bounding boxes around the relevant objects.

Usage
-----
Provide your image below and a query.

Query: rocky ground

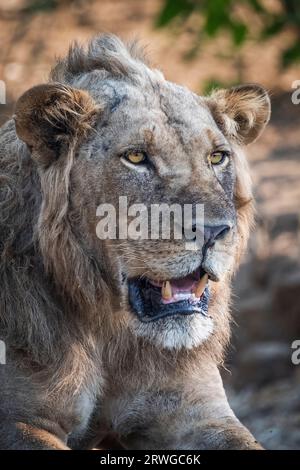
[0,0,300,450]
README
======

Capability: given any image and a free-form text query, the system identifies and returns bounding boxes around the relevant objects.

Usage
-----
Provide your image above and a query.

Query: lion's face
[69,78,269,349]
[14,36,270,350]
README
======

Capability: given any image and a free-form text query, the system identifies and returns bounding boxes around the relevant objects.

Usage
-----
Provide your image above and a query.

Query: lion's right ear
[14,83,99,165]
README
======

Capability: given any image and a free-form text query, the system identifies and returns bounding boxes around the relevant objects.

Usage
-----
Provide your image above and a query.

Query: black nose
[202,224,230,248]
[185,221,231,246]
[190,223,230,245]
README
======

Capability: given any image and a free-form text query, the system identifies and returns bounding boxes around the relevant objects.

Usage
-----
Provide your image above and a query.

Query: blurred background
[0,0,300,449]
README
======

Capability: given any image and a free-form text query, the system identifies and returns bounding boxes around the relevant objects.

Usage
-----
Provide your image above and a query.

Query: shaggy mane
[50,34,160,85]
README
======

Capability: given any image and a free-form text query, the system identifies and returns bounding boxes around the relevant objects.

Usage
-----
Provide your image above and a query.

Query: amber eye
[125,151,146,164]
[208,151,229,165]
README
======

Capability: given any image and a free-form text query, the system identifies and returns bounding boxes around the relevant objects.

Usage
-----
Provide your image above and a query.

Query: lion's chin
[129,312,214,350]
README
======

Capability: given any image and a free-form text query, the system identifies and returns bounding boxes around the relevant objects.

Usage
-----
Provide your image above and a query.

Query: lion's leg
[0,368,70,450]
[122,416,261,450]
[110,361,262,450]
[0,421,69,450]
[180,417,262,450]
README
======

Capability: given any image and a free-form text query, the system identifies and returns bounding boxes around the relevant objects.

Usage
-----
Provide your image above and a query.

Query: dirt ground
[1,0,300,449]
[225,91,300,449]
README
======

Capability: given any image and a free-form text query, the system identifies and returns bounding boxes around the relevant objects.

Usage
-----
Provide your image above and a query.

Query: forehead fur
[50,34,164,86]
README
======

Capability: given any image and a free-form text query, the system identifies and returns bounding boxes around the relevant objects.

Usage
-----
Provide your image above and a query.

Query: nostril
[186,223,231,245]
[204,224,231,248]
[214,224,230,241]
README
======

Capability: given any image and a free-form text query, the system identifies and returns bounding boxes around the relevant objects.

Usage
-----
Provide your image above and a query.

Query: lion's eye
[208,151,229,166]
[125,151,146,164]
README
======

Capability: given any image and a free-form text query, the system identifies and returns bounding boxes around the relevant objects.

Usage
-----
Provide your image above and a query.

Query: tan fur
[0,34,270,450]
[208,85,270,145]
[16,423,69,450]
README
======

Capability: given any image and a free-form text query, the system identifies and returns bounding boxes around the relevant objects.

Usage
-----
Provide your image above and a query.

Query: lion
[0,34,270,450]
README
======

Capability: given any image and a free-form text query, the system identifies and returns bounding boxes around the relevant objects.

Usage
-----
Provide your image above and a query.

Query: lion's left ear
[207,84,271,145]
[14,83,99,165]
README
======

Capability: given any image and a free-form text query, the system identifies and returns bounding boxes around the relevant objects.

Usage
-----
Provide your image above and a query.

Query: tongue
[170,274,197,294]
[162,272,205,304]
[149,273,199,294]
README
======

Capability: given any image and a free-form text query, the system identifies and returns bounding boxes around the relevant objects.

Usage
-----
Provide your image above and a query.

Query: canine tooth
[162,281,172,300]
[193,273,208,298]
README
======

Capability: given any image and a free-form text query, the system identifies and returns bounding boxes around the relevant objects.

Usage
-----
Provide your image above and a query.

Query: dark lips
[128,277,210,323]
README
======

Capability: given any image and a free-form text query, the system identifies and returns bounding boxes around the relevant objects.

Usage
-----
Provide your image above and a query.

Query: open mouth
[128,268,210,323]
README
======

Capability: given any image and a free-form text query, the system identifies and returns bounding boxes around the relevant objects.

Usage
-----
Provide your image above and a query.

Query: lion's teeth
[193,273,208,298]
[162,281,172,300]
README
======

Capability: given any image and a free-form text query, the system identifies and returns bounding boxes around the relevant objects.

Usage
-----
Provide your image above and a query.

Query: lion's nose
[183,221,231,248]
[202,224,231,248]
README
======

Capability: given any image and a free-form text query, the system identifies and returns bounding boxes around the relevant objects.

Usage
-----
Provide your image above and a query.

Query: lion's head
[14,35,270,352]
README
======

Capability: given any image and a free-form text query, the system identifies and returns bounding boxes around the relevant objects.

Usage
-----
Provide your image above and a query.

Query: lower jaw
[129,302,214,350]
[128,278,210,323]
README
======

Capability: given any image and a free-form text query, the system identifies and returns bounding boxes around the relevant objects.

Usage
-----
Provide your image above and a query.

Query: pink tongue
[170,274,197,294]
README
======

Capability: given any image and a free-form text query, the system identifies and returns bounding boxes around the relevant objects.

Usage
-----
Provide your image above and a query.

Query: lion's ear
[14,83,99,165]
[207,84,270,145]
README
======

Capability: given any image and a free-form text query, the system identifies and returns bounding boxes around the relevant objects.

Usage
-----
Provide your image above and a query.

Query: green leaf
[248,0,266,14]
[23,0,58,14]
[282,42,300,67]
[230,21,248,46]
[262,16,286,38]
[156,0,194,27]
[203,0,231,37]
